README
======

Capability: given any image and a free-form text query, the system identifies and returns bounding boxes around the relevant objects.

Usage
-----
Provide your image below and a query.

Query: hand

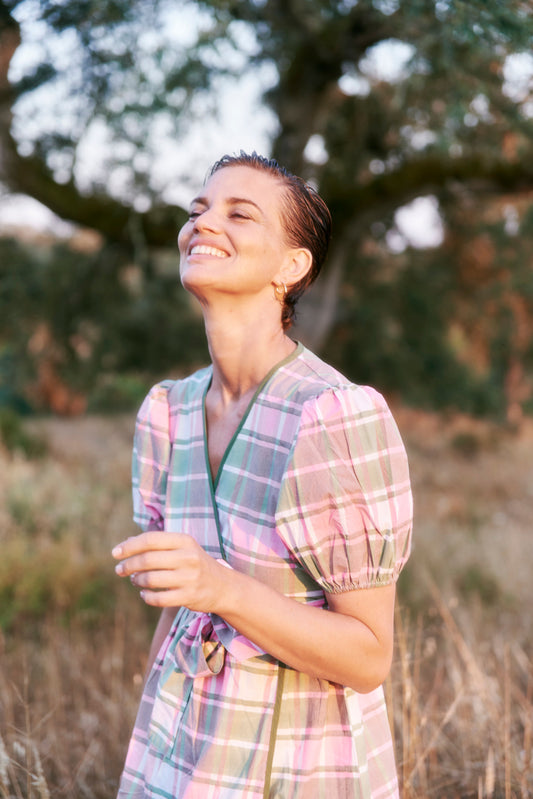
[111,532,231,612]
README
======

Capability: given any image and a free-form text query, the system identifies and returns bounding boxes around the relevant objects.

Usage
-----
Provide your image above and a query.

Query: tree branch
[0,128,185,245]
[0,8,184,247]
[325,151,533,228]
[2,140,184,246]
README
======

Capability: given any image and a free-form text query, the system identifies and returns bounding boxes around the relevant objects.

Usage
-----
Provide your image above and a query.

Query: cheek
[177,223,191,256]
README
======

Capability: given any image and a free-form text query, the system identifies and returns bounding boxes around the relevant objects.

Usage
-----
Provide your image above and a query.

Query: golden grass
[1,411,532,798]
[0,606,151,798]
[388,590,532,798]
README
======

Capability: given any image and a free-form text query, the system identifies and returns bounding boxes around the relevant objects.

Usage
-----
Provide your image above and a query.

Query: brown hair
[209,152,332,330]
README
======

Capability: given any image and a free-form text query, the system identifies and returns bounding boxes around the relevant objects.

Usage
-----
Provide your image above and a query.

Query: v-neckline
[202,342,303,492]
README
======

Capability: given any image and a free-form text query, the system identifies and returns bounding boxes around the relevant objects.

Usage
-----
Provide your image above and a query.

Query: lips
[190,244,229,258]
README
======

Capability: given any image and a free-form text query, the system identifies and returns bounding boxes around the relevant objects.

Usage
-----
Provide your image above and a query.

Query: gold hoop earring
[274,282,287,301]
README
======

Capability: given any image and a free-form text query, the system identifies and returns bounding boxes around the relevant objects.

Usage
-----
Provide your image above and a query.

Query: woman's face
[178,165,293,301]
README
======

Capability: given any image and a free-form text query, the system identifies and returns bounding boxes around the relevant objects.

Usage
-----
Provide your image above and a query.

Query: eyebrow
[190,196,264,215]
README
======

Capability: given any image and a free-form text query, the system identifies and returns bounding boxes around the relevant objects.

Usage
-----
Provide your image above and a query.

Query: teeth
[191,245,228,258]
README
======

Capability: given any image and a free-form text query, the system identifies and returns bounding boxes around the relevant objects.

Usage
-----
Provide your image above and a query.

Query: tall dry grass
[0,412,532,798]
[389,590,532,798]
[0,608,149,798]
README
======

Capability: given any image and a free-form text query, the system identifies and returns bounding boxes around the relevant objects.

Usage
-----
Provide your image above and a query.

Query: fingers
[112,532,199,577]
[130,569,189,590]
[133,573,207,610]
[112,531,188,560]
[138,589,184,607]
[114,550,183,577]
[111,532,230,614]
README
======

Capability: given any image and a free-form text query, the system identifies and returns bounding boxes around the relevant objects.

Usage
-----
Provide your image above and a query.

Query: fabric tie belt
[167,607,265,679]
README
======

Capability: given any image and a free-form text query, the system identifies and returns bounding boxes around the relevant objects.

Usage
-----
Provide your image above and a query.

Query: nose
[193,206,221,234]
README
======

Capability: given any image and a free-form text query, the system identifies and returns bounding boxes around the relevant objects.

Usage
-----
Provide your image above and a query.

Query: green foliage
[0,408,47,457]
[0,538,123,629]
[0,236,208,411]
[323,246,507,415]
[88,374,151,413]
[456,564,503,607]
[2,0,533,416]
[8,0,533,207]
[450,431,481,458]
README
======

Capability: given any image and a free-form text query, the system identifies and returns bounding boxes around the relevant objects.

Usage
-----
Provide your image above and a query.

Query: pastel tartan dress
[117,344,413,799]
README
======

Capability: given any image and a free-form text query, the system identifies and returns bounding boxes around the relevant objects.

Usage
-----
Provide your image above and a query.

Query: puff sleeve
[132,382,173,531]
[275,385,413,593]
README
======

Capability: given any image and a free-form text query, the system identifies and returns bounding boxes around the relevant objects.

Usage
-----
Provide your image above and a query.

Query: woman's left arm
[217,557,396,693]
[112,531,394,693]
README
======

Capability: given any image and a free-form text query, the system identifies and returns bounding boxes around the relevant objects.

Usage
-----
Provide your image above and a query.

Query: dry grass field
[0,409,531,798]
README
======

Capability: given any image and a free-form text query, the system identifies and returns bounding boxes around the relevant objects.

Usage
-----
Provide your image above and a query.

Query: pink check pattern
[117,344,413,798]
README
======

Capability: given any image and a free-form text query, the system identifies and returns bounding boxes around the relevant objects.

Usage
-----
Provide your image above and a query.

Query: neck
[202,300,296,403]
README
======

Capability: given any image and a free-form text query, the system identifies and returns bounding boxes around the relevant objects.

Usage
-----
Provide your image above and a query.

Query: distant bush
[0,538,136,630]
[0,408,47,458]
[450,431,481,458]
[0,236,208,414]
[87,374,149,413]
[456,564,504,607]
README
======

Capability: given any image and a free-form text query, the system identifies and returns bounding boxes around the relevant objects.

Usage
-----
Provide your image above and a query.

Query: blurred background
[0,2,532,797]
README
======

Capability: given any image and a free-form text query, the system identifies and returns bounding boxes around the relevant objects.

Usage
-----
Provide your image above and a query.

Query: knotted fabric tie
[167,608,265,679]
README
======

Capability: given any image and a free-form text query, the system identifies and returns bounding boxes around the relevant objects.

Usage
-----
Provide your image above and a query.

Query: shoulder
[135,366,212,438]
[278,349,409,471]
[139,366,212,413]
[279,346,392,423]
[275,345,352,399]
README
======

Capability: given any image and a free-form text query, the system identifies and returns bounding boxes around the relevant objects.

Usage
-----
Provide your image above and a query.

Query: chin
[180,270,214,303]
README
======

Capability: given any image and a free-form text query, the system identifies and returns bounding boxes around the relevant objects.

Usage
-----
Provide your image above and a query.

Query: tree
[1,0,533,416]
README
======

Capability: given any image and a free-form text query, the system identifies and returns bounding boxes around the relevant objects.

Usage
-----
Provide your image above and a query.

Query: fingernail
[112,546,122,558]
[115,563,124,575]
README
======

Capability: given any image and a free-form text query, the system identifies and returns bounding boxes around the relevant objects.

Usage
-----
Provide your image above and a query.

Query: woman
[112,152,413,799]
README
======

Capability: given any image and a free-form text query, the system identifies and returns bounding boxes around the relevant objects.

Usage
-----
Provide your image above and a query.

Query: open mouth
[190,244,229,258]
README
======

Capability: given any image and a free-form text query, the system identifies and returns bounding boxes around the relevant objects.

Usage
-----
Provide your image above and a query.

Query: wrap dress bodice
[117,344,413,799]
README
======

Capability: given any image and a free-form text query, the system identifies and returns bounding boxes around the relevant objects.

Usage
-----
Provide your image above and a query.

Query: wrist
[212,560,253,620]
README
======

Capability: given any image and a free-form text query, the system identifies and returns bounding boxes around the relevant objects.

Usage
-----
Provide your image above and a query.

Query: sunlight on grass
[1,412,532,797]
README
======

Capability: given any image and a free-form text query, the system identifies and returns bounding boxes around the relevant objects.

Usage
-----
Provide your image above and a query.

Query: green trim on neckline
[202,341,303,560]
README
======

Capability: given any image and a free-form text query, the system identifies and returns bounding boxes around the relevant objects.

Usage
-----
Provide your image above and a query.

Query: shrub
[0,409,47,458]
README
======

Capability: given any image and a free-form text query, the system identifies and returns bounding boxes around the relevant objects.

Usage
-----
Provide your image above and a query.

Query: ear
[278,247,313,289]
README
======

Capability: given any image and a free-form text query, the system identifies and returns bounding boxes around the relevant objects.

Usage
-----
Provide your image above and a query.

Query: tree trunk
[292,243,344,352]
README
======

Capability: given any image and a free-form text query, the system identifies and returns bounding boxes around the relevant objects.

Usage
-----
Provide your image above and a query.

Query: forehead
[202,165,286,209]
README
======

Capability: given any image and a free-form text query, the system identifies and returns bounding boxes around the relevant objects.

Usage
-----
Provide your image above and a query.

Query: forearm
[215,568,394,693]
[113,532,395,693]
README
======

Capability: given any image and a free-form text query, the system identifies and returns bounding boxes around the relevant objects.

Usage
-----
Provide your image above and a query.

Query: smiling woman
[112,152,413,799]
[178,159,314,333]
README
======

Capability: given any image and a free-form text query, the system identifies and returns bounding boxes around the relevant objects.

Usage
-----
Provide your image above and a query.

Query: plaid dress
[117,344,412,799]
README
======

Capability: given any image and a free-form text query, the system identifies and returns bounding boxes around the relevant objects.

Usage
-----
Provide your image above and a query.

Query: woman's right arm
[144,606,178,682]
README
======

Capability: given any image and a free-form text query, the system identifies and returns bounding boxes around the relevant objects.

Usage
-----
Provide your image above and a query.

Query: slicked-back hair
[209,152,332,330]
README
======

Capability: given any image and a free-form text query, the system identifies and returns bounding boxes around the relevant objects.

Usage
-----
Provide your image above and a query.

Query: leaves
[1,0,533,415]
